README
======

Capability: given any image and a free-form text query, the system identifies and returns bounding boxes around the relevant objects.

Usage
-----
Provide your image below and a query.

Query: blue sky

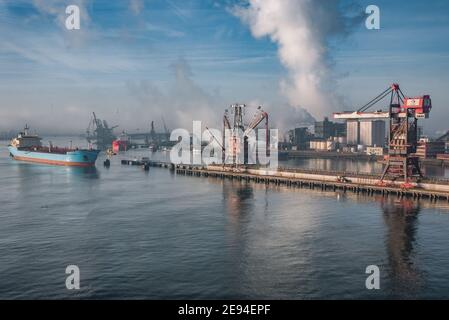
[0,0,448,135]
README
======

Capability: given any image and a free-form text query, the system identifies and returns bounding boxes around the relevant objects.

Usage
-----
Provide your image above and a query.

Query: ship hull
[8,146,100,167]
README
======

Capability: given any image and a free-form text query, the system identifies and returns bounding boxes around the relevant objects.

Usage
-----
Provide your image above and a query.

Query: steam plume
[233,0,362,119]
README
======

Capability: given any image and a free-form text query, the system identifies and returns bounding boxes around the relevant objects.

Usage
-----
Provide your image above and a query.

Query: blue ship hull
[8,146,100,167]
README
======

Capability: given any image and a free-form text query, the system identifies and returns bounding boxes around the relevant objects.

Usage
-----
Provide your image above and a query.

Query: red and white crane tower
[334,83,432,186]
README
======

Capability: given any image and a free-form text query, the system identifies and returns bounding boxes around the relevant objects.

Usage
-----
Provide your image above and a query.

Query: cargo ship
[8,126,100,167]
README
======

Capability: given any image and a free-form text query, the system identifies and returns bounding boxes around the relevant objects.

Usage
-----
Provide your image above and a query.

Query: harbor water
[1,137,449,299]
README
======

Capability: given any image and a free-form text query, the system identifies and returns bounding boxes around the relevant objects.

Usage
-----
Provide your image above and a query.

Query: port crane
[206,104,269,166]
[334,83,432,186]
[86,112,118,150]
[161,116,169,136]
[222,104,269,165]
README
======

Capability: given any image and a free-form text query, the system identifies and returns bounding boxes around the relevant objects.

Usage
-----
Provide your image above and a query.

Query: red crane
[334,83,432,187]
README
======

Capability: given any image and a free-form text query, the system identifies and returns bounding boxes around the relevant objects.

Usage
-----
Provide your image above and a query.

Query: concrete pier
[147,161,449,202]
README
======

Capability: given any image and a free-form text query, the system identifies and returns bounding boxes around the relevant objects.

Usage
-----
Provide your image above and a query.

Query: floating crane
[334,84,432,187]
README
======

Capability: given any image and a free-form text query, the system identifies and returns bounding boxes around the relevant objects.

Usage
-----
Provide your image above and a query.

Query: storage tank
[310,141,316,150]
[319,141,326,150]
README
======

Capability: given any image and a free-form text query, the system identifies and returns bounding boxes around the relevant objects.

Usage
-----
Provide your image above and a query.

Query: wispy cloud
[146,23,185,38]
[1,36,138,74]
[164,0,191,22]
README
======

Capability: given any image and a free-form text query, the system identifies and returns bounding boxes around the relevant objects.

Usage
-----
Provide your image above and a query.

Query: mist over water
[1,137,449,299]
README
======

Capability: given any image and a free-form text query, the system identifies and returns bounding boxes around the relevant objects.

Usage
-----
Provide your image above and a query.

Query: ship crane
[333,83,432,187]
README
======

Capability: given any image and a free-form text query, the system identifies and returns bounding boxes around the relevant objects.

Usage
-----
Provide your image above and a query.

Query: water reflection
[381,198,423,298]
[12,163,99,197]
[66,166,99,178]
[222,180,254,227]
[14,162,99,179]
[282,157,449,178]
[282,158,383,174]
[422,165,449,179]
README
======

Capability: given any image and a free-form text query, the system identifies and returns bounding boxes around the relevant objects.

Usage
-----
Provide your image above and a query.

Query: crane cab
[403,95,432,118]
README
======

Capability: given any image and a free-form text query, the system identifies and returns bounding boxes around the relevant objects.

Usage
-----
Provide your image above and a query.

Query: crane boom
[206,126,225,151]
[243,107,268,137]
[334,111,390,120]
[223,112,231,130]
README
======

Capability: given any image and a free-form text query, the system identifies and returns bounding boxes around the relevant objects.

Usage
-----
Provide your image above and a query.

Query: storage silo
[346,120,359,145]
[359,120,386,147]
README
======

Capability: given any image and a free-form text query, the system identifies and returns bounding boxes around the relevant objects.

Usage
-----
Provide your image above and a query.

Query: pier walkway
[146,161,449,202]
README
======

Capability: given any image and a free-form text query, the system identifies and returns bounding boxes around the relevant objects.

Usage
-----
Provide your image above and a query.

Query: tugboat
[8,125,100,167]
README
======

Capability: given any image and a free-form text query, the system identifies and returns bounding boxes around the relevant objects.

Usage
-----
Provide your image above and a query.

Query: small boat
[8,125,100,167]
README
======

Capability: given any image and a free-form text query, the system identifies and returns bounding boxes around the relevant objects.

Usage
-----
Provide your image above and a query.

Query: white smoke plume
[233,0,362,119]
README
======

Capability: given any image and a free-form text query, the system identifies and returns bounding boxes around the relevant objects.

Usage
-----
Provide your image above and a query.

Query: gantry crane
[334,84,432,186]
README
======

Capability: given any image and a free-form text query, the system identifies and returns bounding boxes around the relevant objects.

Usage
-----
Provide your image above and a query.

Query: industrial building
[288,127,312,150]
[314,117,346,140]
[366,147,384,156]
[309,140,336,151]
[415,140,446,159]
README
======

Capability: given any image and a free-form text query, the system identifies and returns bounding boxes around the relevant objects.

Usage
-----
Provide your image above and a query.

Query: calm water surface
[1,137,449,299]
